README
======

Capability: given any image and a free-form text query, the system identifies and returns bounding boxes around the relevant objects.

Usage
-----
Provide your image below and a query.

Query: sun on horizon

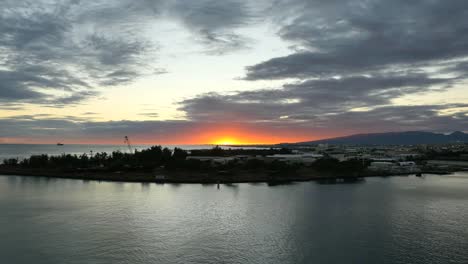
[212,137,243,146]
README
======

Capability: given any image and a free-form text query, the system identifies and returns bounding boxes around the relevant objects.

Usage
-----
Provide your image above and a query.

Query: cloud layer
[1,0,467,143]
[0,0,156,105]
[246,0,468,80]
[0,0,253,106]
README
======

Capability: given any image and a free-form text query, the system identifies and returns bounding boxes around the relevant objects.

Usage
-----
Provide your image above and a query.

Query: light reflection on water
[0,173,467,264]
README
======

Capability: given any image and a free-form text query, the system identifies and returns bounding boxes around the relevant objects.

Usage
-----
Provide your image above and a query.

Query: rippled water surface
[1,173,468,264]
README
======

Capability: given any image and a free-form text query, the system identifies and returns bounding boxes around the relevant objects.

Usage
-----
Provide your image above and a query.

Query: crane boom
[124,136,133,153]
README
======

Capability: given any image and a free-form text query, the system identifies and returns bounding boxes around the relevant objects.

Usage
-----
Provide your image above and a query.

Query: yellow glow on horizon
[212,137,242,145]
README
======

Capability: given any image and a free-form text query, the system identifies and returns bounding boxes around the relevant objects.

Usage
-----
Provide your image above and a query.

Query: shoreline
[0,167,453,184]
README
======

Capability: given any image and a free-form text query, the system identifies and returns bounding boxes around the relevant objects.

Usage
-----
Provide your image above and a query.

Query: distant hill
[293,131,468,145]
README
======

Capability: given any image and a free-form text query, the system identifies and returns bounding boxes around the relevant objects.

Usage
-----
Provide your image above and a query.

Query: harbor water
[1,173,467,263]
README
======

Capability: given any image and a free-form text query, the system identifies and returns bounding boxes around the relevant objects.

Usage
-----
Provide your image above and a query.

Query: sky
[0,0,467,145]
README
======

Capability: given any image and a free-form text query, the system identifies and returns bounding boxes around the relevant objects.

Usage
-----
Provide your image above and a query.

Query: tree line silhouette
[1,146,368,176]
[2,146,187,171]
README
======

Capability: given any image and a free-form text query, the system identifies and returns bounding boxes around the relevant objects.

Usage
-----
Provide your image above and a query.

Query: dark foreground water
[1,173,468,264]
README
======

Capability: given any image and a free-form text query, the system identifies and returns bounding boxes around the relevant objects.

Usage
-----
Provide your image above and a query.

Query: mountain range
[292,131,468,145]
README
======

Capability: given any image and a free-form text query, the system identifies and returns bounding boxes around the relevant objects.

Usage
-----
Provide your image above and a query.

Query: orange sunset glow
[1,0,466,146]
[0,124,329,145]
[177,124,325,145]
[2,1,468,263]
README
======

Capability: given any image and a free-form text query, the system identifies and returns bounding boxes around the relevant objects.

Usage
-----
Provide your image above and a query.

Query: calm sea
[1,173,467,264]
[0,144,217,161]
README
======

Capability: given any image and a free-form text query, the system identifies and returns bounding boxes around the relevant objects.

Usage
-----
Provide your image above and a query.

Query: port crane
[124,136,133,153]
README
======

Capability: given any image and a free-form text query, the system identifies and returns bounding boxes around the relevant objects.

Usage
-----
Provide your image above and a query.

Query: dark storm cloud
[246,0,468,80]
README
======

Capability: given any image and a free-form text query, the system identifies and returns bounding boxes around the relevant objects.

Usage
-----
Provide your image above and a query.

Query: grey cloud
[235,0,468,134]
[180,74,453,122]
[181,92,285,122]
[0,0,257,107]
[0,103,24,111]
[319,104,468,134]
[446,61,468,78]
[73,1,160,23]
[76,0,255,54]
[138,112,160,118]
[0,0,161,105]
[0,6,70,59]
[0,70,47,100]
[246,0,468,80]
[172,0,249,32]
[0,116,81,140]
[83,34,148,67]
[1,105,466,143]
[51,90,100,106]
[200,31,250,55]
[78,33,155,86]
[2,0,466,139]
[169,0,254,54]
[81,112,98,115]
[0,68,96,105]
[2,119,197,142]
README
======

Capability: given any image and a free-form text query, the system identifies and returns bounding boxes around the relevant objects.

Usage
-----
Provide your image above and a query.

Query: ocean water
[1,173,468,264]
[0,144,216,161]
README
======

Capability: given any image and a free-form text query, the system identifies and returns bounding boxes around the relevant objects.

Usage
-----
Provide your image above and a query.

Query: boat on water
[57,143,64,146]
